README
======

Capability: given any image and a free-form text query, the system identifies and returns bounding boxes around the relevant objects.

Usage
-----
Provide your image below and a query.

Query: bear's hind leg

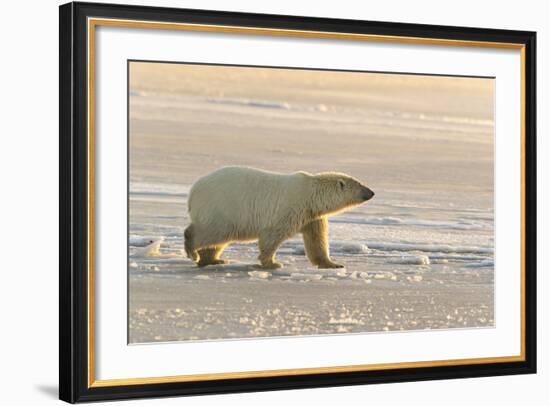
[184,224,199,262]
[301,217,344,269]
[197,245,228,267]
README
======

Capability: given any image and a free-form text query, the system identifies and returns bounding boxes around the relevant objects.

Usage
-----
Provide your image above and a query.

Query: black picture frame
[59,1,537,403]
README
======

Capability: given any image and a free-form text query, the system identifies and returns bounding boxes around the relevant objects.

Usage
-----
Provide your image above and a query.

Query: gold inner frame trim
[87,17,527,388]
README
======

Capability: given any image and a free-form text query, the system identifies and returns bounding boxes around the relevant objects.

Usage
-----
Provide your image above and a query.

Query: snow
[248,270,272,279]
[389,254,431,265]
[132,238,164,257]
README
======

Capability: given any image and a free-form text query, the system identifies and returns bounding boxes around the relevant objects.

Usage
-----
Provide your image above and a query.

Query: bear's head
[310,172,374,217]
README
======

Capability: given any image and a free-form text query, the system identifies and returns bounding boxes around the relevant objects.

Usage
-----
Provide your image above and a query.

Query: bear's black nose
[362,187,375,201]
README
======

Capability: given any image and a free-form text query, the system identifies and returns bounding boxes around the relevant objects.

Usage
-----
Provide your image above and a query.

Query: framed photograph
[59,1,536,403]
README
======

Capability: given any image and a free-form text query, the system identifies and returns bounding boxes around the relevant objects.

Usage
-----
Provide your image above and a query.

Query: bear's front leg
[258,228,290,269]
[301,217,344,269]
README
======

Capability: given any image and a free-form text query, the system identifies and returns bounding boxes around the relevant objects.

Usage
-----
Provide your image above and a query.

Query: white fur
[189,166,312,240]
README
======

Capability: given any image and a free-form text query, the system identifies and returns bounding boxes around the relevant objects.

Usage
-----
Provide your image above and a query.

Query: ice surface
[331,216,484,230]
[248,270,272,279]
[464,259,494,268]
[132,238,164,257]
[365,241,493,255]
[290,273,324,281]
[129,235,163,247]
[337,242,369,254]
[389,254,431,265]
[207,97,291,110]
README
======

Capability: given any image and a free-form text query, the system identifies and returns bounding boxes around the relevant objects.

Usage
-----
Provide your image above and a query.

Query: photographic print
[128,61,495,344]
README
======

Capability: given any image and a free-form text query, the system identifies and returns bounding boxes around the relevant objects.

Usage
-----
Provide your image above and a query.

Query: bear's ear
[338,179,346,190]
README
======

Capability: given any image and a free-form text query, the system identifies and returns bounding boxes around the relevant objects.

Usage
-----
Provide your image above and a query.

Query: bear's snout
[361,187,375,201]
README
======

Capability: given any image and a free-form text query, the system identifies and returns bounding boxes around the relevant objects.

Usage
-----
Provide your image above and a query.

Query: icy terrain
[128,62,494,343]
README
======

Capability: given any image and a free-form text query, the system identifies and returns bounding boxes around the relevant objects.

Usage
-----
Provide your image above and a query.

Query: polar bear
[184,166,374,269]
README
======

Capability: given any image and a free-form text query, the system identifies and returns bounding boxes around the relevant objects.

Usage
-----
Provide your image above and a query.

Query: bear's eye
[338,180,345,190]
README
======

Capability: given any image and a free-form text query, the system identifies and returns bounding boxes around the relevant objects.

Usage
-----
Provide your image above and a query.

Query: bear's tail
[184,225,198,262]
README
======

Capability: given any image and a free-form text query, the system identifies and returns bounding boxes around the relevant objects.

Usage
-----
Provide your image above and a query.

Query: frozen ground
[128,62,494,343]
